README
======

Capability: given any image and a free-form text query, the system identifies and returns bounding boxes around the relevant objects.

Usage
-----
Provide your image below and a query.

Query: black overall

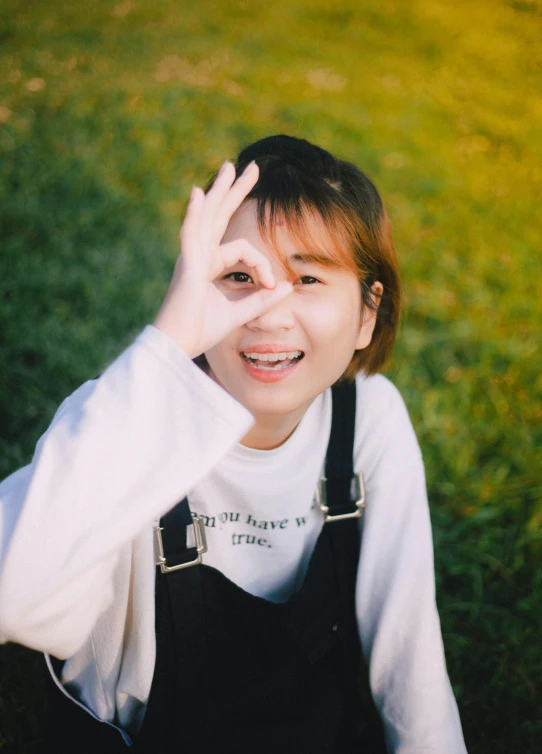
[44,382,386,753]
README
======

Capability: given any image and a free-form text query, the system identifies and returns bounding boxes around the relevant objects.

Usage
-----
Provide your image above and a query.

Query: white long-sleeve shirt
[0,326,467,753]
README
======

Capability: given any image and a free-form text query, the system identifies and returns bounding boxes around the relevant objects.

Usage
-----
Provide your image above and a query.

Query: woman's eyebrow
[290,251,340,268]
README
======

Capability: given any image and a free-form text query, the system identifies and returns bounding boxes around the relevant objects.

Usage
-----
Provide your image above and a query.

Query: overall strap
[319,379,365,522]
[156,498,200,571]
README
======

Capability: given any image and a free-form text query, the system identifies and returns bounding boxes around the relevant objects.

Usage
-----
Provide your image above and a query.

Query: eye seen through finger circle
[224,271,254,284]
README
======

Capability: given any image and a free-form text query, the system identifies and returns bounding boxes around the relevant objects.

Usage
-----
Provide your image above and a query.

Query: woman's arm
[0,326,253,657]
[354,375,467,754]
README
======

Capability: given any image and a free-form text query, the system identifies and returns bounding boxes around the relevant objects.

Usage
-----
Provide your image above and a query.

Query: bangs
[246,166,369,281]
[257,200,359,279]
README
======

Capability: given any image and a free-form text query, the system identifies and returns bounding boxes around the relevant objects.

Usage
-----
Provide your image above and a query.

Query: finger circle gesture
[154,161,293,359]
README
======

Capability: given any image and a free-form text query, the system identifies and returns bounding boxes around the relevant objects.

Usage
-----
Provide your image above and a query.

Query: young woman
[0,135,467,752]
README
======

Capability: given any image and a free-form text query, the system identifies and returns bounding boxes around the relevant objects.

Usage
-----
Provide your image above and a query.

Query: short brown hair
[207,135,401,378]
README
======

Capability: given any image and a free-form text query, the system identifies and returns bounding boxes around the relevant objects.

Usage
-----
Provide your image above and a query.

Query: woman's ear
[355,281,383,350]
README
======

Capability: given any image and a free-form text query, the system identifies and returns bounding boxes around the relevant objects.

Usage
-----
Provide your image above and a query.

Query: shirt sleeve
[0,326,254,657]
[354,375,467,754]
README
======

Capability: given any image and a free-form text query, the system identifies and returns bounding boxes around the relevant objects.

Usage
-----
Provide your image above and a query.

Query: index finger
[213,161,259,242]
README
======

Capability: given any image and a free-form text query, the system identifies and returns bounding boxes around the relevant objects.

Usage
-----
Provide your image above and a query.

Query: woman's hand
[153,161,292,359]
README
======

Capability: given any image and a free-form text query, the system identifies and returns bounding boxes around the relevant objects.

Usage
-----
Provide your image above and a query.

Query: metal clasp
[315,472,366,522]
[153,514,208,573]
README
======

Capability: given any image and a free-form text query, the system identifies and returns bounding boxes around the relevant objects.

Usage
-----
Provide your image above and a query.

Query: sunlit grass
[1,0,540,751]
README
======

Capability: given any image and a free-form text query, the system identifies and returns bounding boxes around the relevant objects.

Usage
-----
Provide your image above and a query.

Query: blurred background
[0,0,540,751]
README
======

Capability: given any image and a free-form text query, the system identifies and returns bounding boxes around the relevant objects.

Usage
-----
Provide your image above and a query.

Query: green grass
[1,0,541,751]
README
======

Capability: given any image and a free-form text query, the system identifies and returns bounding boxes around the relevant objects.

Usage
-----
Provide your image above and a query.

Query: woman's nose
[245,295,296,332]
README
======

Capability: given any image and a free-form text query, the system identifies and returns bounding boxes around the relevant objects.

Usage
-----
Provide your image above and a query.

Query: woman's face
[205,201,378,427]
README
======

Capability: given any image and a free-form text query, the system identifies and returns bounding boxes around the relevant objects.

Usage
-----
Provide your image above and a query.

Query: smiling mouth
[240,350,305,371]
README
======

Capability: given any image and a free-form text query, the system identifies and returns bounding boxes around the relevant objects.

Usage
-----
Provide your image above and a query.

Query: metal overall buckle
[315,472,366,522]
[153,513,208,573]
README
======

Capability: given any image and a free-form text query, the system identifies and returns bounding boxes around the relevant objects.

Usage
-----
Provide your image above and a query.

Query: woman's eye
[298,276,320,285]
[225,272,253,284]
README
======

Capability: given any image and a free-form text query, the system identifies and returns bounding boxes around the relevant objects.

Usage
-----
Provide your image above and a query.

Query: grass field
[1,0,541,751]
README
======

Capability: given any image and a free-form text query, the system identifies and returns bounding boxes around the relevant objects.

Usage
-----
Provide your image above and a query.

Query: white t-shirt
[187,383,331,603]
[0,326,467,753]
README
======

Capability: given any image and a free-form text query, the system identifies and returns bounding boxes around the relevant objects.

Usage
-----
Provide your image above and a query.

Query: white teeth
[243,350,302,361]
[240,350,304,372]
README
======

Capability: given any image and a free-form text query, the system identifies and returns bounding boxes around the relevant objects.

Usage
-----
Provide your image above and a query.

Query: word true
[232,533,271,547]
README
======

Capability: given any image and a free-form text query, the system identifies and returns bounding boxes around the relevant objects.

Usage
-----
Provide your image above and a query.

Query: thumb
[231,281,293,327]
